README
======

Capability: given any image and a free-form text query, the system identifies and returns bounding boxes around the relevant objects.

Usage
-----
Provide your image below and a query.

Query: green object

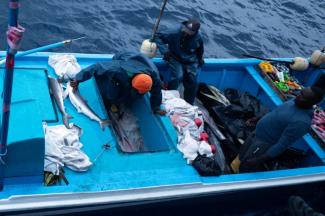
[44,168,69,186]
[284,73,290,82]
[275,81,290,92]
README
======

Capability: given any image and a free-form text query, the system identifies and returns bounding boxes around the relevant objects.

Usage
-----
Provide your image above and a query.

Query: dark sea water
[0,0,324,58]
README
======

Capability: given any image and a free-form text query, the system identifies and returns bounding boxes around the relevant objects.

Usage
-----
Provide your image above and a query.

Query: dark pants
[239,132,272,172]
[168,58,199,105]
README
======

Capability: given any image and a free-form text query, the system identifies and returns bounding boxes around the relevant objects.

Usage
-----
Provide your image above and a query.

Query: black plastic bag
[192,154,222,176]
[224,88,268,119]
[210,88,268,143]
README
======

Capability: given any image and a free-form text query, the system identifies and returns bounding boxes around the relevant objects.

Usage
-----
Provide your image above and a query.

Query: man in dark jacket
[155,18,204,105]
[313,73,324,91]
[237,86,324,172]
[70,52,165,115]
[313,73,325,107]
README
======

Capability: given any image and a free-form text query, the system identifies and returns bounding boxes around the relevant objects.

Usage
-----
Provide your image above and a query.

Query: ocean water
[0,0,324,58]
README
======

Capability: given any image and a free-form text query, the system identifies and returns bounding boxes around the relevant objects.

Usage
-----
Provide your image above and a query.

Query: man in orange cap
[70,52,166,115]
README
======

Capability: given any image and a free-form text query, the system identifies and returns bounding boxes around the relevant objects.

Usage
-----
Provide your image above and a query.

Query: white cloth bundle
[43,123,92,174]
[48,54,81,80]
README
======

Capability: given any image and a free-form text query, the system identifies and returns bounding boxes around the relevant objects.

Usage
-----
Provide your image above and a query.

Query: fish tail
[63,113,73,129]
[99,119,111,131]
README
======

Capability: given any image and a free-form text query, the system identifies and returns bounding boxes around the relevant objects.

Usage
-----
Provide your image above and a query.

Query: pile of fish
[48,77,110,130]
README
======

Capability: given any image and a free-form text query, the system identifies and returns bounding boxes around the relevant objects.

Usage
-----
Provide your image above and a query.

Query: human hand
[70,79,79,90]
[154,108,167,116]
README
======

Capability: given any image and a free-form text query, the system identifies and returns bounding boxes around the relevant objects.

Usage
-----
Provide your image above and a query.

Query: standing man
[155,18,204,104]
[70,51,166,115]
[236,86,324,173]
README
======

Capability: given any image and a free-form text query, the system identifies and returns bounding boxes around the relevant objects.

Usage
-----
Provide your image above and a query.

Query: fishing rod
[140,0,168,58]
[243,53,325,70]
[242,53,293,64]
[243,53,316,71]
[93,144,111,165]
[0,36,86,65]
[151,0,168,41]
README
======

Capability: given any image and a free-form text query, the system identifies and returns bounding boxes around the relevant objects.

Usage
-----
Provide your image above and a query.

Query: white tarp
[162,90,226,170]
[48,54,81,80]
[43,123,92,175]
[162,90,211,164]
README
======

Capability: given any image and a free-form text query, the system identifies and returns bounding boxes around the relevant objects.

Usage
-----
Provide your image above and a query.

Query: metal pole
[150,0,168,41]
[0,0,20,190]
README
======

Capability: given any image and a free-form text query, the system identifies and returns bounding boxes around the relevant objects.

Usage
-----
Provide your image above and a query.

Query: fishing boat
[0,51,324,214]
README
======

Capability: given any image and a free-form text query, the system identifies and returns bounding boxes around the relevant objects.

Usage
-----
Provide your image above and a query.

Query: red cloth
[200,132,209,142]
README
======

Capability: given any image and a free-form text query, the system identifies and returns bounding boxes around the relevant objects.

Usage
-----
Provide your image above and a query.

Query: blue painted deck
[0,52,324,212]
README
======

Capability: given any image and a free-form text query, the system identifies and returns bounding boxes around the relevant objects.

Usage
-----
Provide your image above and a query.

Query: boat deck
[0,52,324,212]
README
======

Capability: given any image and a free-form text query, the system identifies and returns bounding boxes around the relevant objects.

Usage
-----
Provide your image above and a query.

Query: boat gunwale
[1,168,325,213]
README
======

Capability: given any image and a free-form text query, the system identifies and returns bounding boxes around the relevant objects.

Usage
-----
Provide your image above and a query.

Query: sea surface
[0,0,324,58]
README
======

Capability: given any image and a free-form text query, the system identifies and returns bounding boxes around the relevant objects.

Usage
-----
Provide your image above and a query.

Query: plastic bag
[192,154,221,176]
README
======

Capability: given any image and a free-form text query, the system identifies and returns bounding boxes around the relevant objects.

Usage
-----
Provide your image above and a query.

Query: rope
[93,144,111,164]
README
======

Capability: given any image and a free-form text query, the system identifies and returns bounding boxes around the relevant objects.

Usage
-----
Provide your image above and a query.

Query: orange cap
[131,73,153,94]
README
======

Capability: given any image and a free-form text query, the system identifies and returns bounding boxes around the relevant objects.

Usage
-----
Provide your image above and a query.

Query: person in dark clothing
[155,18,204,105]
[312,73,325,107]
[288,196,325,216]
[70,52,166,115]
[236,87,324,173]
[313,73,325,91]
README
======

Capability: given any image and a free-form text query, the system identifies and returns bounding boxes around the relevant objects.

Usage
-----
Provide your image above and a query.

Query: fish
[200,85,231,107]
[106,109,133,152]
[66,83,110,131]
[48,76,73,129]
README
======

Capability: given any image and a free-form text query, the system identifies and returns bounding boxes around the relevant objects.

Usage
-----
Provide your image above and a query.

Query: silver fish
[200,85,231,107]
[48,77,73,129]
[67,83,110,131]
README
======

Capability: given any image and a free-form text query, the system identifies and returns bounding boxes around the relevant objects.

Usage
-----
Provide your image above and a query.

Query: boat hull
[3,181,325,215]
[0,52,324,214]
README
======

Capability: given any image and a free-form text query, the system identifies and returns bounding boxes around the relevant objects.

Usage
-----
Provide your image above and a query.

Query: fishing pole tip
[64,36,87,44]
[72,36,87,41]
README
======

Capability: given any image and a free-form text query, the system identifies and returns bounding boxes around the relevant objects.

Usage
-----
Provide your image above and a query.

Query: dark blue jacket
[75,52,162,110]
[155,22,204,64]
[255,100,313,158]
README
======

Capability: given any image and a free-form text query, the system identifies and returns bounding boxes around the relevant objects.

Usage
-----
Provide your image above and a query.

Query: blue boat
[0,51,324,214]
